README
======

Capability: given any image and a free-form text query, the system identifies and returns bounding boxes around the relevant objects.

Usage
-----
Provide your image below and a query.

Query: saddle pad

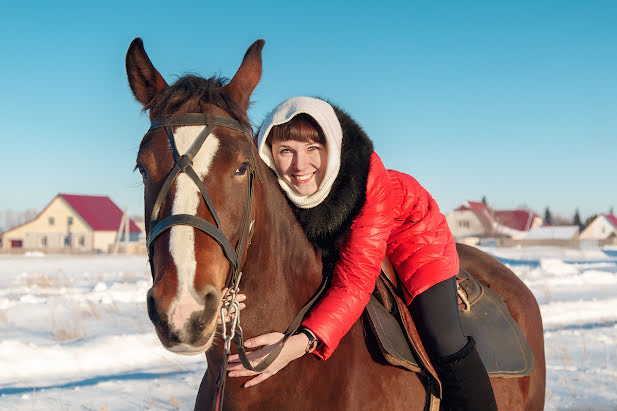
[458,284,535,377]
[365,271,534,378]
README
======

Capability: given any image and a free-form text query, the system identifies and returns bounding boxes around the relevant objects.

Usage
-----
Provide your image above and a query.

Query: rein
[145,113,328,411]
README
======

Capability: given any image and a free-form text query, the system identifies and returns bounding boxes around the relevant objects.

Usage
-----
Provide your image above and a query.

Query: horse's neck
[240,171,323,332]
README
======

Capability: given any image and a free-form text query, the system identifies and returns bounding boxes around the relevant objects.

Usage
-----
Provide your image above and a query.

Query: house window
[64,235,71,247]
[79,236,85,246]
[49,217,55,225]
[41,236,47,247]
[11,240,23,248]
[458,220,470,229]
[68,217,73,226]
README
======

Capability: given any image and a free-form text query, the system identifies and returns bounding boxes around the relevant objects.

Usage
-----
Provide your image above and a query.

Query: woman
[228,97,497,410]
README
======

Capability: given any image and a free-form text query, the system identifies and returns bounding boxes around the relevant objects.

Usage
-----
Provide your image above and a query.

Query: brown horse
[126,38,545,410]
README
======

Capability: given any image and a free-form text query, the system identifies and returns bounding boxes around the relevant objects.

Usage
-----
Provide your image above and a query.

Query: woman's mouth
[291,173,315,184]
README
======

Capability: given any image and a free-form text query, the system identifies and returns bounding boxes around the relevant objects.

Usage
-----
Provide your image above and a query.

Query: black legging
[408,276,468,359]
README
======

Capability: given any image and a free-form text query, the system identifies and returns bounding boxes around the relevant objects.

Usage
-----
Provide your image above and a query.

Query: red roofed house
[0,194,142,252]
[580,214,617,245]
[446,201,543,241]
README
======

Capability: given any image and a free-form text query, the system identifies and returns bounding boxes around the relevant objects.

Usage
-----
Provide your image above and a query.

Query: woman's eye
[234,162,249,176]
[279,148,291,154]
[308,146,320,151]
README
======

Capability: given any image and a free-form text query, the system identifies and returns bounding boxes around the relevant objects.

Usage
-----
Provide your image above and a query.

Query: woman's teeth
[294,173,313,182]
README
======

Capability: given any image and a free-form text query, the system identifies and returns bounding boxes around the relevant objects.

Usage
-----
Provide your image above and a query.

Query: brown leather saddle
[364,258,535,401]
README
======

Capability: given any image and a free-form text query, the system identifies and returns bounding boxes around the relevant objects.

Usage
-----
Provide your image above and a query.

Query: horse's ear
[126,38,168,108]
[223,39,265,112]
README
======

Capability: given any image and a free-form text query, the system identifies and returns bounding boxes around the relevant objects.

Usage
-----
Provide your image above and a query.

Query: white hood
[256,97,342,209]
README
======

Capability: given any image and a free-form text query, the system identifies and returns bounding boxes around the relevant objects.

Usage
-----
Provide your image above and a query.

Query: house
[580,215,617,246]
[0,194,142,253]
[520,225,580,247]
[446,201,543,241]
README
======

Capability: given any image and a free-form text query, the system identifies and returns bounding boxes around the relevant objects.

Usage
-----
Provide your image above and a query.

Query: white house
[446,201,543,241]
[580,215,617,245]
[0,194,142,253]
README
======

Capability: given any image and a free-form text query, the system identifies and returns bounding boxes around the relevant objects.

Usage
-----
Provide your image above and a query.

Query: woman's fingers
[244,332,284,349]
[228,368,259,377]
[216,302,247,324]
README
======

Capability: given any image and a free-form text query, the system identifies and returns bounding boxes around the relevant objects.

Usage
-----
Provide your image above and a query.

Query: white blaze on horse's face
[168,126,220,339]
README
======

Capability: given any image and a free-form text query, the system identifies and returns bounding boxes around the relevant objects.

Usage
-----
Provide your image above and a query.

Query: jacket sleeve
[301,152,393,360]
[386,171,459,304]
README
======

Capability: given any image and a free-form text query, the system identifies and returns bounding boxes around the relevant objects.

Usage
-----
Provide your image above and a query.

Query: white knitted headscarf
[257,97,342,209]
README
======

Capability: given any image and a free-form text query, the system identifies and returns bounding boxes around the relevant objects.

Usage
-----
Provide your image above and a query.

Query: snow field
[1,248,617,410]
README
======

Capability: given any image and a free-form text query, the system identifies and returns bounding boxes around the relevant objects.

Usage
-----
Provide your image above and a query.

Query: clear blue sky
[2,1,615,220]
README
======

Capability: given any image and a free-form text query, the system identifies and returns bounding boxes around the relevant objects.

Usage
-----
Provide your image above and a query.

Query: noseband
[146,113,260,287]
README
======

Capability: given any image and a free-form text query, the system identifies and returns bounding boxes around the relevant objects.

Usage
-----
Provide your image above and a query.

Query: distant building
[519,225,580,247]
[580,215,617,246]
[446,201,543,241]
[0,194,141,253]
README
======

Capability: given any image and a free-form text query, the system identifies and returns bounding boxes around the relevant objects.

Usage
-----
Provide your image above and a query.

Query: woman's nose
[292,153,307,170]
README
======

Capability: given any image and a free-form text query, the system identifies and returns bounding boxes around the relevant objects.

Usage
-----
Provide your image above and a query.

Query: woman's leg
[409,277,497,411]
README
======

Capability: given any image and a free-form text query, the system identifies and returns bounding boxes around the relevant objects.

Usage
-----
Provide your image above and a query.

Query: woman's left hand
[227,332,309,387]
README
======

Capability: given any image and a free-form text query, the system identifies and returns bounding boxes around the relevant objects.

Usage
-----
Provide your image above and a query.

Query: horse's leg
[456,243,546,411]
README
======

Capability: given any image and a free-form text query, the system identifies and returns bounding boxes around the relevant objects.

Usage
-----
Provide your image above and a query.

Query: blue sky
[1,1,615,220]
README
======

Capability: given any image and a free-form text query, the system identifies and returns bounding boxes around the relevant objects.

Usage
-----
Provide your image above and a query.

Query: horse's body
[126,38,545,410]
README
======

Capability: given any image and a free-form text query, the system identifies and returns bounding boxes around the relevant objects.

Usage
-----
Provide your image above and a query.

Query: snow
[1,248,617,410]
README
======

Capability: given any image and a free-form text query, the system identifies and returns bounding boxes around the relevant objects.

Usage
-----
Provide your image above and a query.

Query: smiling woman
[267,114,328,196]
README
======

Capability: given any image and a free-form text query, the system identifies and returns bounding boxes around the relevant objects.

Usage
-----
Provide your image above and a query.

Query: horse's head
[126,38,264,354]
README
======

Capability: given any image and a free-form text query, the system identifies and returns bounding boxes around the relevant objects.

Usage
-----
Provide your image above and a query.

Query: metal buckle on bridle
[221,270,243,354]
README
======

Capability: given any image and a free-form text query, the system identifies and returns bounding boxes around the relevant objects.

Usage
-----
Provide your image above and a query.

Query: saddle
[364,258,534,401]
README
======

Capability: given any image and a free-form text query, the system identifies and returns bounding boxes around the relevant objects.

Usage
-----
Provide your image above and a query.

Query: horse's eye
[234,162,250,176]
[135,164,148,181]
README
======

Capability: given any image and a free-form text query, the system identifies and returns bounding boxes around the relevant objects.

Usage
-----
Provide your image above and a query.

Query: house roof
[494,210,539,232]
[523,225,579,240]
[604,214,617,228]
[59,194,141,233]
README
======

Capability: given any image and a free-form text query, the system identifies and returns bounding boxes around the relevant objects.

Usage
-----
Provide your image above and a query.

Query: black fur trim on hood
[289,104,374,255]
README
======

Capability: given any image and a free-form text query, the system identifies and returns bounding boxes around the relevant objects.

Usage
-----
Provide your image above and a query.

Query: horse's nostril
[147,290,162,326]
[202,286,219,322]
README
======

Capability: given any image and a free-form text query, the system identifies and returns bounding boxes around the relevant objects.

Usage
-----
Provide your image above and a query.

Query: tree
[573,208,582,229]
[482,196,487,205]
[611,206,615,216]
[544,207,552,226]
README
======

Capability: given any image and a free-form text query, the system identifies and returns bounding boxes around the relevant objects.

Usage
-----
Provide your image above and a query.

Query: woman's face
[271,139,327,196]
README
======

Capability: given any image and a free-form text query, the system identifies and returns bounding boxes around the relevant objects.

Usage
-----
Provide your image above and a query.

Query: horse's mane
[147,75,251,132]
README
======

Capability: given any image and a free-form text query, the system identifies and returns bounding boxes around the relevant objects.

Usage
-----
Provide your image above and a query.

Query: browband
[150,113,248,134]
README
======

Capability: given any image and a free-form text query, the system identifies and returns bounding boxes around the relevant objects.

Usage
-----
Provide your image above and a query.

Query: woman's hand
[227,332,309,387]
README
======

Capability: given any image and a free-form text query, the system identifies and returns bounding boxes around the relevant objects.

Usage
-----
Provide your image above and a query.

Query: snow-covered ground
[1,247,616,410]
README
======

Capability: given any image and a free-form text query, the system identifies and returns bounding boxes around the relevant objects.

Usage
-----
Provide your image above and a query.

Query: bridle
[144,112,329,411]
[146,113,260,290]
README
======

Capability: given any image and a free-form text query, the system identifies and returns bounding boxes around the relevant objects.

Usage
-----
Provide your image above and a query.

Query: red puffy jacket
[301,152,459,360]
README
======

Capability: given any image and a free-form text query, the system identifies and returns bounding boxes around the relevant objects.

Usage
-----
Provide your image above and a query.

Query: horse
[126,38,546,410]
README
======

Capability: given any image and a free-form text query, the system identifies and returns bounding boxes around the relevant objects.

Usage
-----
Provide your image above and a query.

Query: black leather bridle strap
[148,214,238,267]
[166,126,224,229]
[150,113,248,134]
[147,114,254,281]
[232,271,330,372]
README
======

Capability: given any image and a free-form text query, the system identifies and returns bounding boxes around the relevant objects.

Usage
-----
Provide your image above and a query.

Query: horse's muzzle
[147,285,220,353]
